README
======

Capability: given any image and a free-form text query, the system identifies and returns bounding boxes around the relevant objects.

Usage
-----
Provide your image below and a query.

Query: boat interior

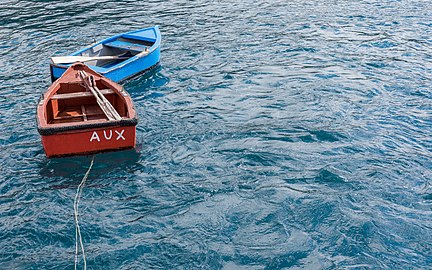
[45,79,128,124]
[78,37,155,68]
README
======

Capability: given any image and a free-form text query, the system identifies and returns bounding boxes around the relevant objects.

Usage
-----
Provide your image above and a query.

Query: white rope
[74,155,95,270]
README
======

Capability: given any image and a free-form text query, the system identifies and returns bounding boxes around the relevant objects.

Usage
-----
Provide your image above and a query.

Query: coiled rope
[74,155,95,270]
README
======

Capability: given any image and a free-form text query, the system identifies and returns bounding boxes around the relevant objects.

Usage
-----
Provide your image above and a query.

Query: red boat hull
[37,63,138,158]
[41,126,136,158]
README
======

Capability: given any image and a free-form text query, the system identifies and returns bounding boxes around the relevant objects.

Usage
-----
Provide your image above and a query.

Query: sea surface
[0,0,431,269]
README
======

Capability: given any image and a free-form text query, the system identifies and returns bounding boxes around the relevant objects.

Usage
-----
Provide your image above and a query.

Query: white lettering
[103,130,113,140]
[90,131,100,142]
[90,129,126,142]
[115,130,125,140]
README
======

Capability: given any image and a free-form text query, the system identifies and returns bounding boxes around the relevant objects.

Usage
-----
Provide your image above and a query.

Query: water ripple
[1,0,431,269]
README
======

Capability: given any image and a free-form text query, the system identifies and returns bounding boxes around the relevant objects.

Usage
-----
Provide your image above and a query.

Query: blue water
[1,0,431,269]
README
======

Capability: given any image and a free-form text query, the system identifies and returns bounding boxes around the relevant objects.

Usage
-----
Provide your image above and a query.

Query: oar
[78,70,122,121]
[51,55,129,64]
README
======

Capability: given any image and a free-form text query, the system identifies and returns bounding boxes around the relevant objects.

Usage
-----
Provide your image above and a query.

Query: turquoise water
[1,0,431,269]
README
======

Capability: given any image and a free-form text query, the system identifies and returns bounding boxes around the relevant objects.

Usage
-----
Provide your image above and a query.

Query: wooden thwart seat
[104,40,148,52]
[51,89,115,100]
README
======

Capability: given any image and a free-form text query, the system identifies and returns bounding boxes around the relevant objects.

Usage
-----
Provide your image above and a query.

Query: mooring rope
[74,155,95,270]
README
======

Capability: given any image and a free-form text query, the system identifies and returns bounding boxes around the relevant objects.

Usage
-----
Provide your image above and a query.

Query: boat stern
[40,125,137,158]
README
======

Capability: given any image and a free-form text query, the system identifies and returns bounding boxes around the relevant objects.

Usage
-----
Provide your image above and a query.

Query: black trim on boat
[37,117,138,136]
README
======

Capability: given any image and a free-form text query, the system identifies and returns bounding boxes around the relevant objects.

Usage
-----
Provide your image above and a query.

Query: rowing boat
[50,26,161,83]
[37,63,138,158]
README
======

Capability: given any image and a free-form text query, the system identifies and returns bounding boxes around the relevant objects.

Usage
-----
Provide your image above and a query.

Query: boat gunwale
[37,117,138,136]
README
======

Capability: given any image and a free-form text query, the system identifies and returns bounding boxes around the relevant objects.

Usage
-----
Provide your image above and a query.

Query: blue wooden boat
[50,26,161,83]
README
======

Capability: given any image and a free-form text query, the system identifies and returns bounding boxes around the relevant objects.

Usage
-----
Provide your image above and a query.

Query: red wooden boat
[37,63,138,158]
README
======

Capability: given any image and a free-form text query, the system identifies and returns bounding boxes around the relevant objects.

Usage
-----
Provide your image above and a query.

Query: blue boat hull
[50,26,161,83]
